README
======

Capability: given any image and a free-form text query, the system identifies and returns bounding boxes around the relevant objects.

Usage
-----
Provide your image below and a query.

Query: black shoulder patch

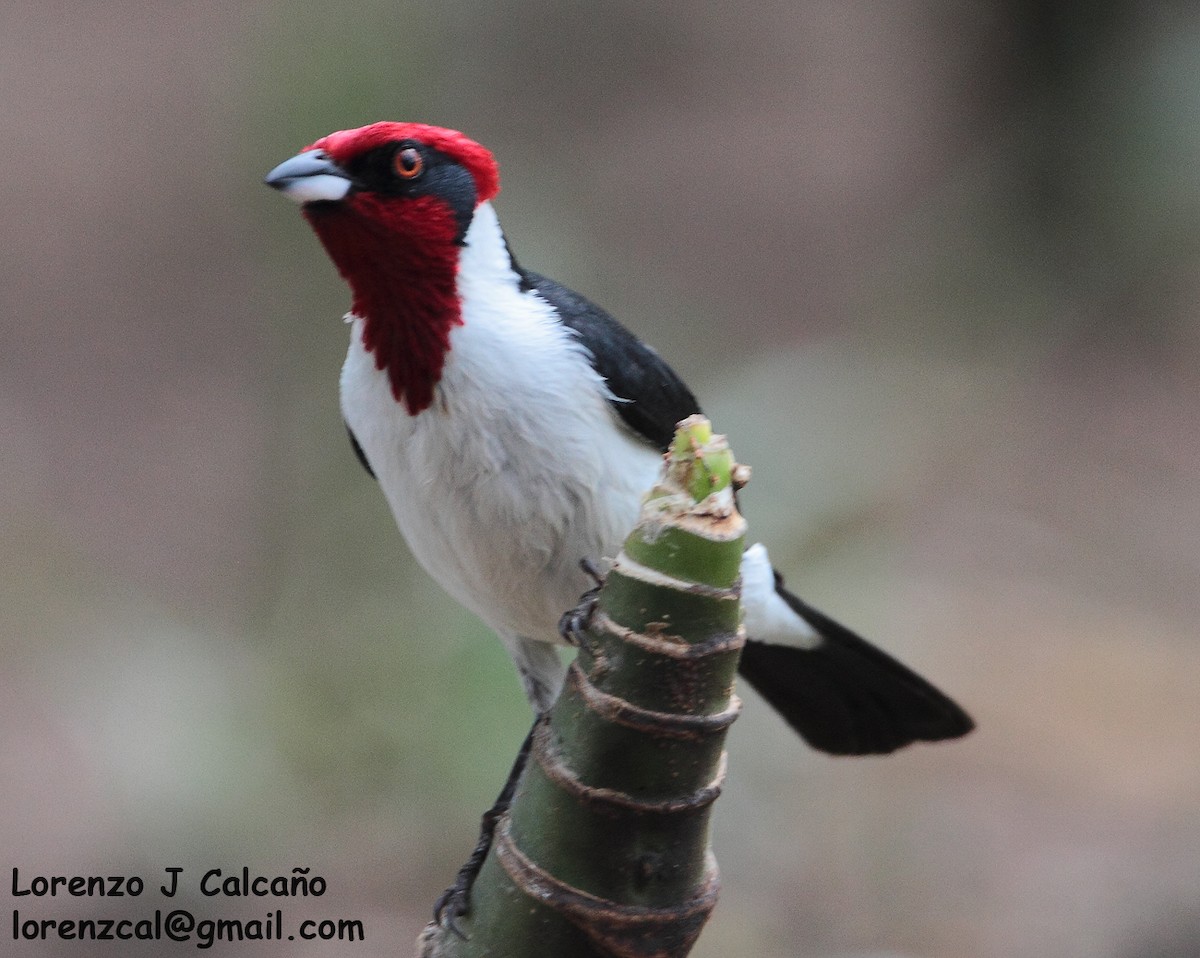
[346,423,376,479]
[520,270,701,451]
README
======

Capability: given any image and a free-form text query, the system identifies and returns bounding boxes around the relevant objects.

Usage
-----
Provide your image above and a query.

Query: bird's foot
[579,556,605,590]
[432,886,468,939]
[433,785,513,938]
[432,847,486,939]
[432,718,540,937]
[558,558,605,655]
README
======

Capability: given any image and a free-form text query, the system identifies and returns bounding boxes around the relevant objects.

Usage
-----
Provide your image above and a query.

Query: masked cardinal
[266,121,972,925]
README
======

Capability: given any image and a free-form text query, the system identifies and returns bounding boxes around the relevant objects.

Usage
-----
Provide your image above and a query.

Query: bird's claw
[579,556,604,590]
[558,559,605,655]
[430,719,539,939]
[433,878,471,939]
[558,599,598,651]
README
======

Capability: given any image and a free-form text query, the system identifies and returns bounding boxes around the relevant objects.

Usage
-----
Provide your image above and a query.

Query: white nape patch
[277,174,351,204]
[740,543,821,649]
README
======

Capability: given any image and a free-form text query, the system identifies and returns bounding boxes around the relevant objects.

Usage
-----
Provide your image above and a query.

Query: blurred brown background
[3,2,1199,956]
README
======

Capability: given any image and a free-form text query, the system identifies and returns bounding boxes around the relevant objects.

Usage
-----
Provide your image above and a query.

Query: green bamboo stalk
[418,415,748,958]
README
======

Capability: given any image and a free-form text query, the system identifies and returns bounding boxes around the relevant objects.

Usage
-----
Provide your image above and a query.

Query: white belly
[340,315,664,645]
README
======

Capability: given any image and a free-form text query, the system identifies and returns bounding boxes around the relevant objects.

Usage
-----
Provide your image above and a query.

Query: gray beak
[264,150,352,204]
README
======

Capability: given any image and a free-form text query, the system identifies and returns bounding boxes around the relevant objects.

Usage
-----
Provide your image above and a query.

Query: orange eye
[393,146,424,179]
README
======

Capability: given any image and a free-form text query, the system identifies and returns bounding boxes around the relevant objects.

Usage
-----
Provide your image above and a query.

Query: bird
[265,121,973,920]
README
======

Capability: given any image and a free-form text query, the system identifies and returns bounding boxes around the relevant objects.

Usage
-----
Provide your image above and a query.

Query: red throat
[299,122,502,416]
[305,192,463,415]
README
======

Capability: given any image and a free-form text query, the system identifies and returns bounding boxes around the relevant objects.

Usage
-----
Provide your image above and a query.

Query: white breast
[339,202,664,647]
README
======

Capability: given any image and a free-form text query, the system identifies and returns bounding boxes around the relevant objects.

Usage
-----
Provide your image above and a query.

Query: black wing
[521,270,701,452]
[346,423,376,479]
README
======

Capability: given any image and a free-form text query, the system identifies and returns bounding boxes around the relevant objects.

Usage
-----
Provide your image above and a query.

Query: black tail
[736,581,974,756]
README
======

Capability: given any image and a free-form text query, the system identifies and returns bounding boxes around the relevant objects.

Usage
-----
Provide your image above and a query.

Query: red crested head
[307,122,500,203]
[267,122,502,415]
